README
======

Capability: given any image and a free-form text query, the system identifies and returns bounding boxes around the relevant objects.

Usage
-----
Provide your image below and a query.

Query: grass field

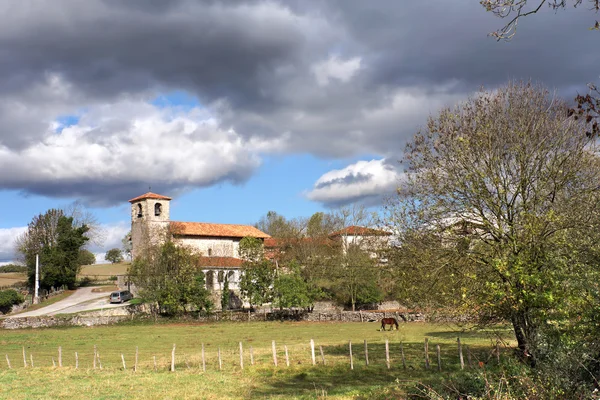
[79,262,130,279]
[0,321,514,399]
[0,272,27,287]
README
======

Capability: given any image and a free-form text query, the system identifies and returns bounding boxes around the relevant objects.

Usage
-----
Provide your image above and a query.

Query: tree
[273,261,320,310]
[105,248,124,264]
[16,210,90,290]
[388,82,600,365]
[221,276,230,311]
[239,259,276,308]
[78,249,96,266]
[482,0,599,40]
[0,289,24,314]
[128,240,212,316]
[255,211,302,238]
[121,231,132,261]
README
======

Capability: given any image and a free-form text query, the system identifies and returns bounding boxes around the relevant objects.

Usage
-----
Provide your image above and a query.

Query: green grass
[0,321,514,399]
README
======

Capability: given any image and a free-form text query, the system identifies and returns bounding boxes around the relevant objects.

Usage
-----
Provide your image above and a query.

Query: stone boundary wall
[1,306,427,329]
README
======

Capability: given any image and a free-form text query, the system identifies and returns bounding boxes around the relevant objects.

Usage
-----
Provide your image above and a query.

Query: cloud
[306,158,404,207]
[312,55,362,86]
[0,0,596,204]
[0,227,27,263]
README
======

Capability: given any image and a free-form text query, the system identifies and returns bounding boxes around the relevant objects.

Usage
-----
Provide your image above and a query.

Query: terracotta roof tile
[128,192,172,203]
[170,221,270,239]
[197,257,243,268]
[329,226,392,237]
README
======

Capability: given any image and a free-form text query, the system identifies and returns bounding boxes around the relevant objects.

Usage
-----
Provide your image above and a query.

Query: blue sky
[0,1,597,263]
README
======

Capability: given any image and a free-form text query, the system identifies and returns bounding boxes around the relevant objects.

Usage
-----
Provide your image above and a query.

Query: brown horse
[380,317,399,331]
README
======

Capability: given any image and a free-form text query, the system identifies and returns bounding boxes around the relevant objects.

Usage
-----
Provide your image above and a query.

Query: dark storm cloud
[0,0,597,204]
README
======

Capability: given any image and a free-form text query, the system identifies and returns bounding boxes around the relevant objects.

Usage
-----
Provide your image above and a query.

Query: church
[128,192,270,303]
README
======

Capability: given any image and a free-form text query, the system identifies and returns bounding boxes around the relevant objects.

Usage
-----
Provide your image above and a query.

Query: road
[12,286,131,317]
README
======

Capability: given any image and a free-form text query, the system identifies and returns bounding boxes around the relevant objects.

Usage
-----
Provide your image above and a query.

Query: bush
[0,264,27,273]
[108,275,118,281]
[0,289,25,314]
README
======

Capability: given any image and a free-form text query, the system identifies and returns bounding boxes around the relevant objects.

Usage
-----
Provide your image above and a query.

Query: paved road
[12,286,130,317]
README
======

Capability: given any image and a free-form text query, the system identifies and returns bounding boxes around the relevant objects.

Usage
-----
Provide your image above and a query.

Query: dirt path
[12,286,130,317]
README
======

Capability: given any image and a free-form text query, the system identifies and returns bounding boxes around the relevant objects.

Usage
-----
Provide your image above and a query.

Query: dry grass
[0,272,27,287]
[79,262,130,278]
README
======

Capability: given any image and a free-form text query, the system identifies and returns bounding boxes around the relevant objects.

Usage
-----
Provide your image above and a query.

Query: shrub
[0,289,25,314]
[0,264,27,273]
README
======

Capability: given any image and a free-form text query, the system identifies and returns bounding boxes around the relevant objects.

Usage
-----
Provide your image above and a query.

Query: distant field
[0,321,515,399]
[79,262,130,278]
[0,272,27,287]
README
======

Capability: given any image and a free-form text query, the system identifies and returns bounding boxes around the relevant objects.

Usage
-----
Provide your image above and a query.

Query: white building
[129,192,270,305]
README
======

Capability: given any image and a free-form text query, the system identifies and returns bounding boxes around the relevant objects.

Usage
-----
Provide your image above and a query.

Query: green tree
[0,289,24,314]
[121,231,132,261]
[128,240,212,316]
[238,236,264,262]
[388,82,600,365]
[273,261,319,310]
[78,249,96,266]
[239,259,276,308]
[221,276,230,310]
[255,211,302,238]
[105,248,124,264]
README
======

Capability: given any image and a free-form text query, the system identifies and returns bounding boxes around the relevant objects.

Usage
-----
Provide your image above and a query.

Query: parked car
[109,290,133,304]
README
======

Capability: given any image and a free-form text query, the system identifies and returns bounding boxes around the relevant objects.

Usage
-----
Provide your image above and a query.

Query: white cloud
[0,226,26,263]
[312,55,362,86]
[306,158,403,206]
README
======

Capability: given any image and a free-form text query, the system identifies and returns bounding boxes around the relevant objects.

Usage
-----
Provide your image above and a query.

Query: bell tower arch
[128,192,172,258]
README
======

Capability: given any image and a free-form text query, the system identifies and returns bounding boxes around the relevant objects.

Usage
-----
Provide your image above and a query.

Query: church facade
[128,192,270,305]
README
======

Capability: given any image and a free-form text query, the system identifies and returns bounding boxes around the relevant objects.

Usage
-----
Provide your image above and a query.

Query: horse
[380,317,399,331]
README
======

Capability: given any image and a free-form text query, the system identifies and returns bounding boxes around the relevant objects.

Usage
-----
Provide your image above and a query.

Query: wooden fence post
[5,354,11,369]
[30,354,34,368]
[319,345,326,365]
[250,346,254,366]
[59,346,62,368]
[400,342,406,370]
[52,358,56,367]
[134,346,138,372]
[364,340,369,366]
[458,338,464,370]
[424,338,430,369]
[153,356,157,372]
[272,340,278,367]
[284,345,290,367]
[171,344,176,372]
[201,343,206,372]
[385,339,391,369]
[239,342,244,370]
[121,354,126,370]
[93,345,97,370]
[349,341,354,370]
[218,347,222,371]
[436,344,441,372]
[310,339,316,365]
[98,352,102,370]
[23,347,27,368]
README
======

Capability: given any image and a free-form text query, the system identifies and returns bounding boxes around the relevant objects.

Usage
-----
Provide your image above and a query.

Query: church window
[218,271,224,283]
[154,203,162,216]
[208,248,213,256]
[137,204,142,218]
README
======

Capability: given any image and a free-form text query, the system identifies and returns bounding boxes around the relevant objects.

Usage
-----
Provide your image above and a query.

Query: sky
[0,0,598,264]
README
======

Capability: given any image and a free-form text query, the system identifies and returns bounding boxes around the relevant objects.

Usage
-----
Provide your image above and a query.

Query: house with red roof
[128,192,270,303]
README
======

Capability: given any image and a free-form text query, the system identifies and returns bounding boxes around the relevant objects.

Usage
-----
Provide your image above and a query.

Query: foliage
[0,264,27,273]
[17,209,91,290]
[0,289,24,314]
[273,261,320,309]
[238,236,264,262]
[121,231,132,261]
[77,249,96,266]
[221,276,230,310]
[239,259,276,307]
[254,210,303,238]
[128,240,212,316]
[387,82,600,370]
[105,248,124,264]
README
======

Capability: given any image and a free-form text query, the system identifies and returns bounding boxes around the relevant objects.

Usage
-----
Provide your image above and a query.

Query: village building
[128,192,270,306]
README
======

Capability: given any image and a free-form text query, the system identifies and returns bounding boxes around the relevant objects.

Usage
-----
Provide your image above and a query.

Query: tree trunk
[511,312,536,367]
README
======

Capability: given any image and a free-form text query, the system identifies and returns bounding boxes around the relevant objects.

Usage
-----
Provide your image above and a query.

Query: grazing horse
[380,317,399,331]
